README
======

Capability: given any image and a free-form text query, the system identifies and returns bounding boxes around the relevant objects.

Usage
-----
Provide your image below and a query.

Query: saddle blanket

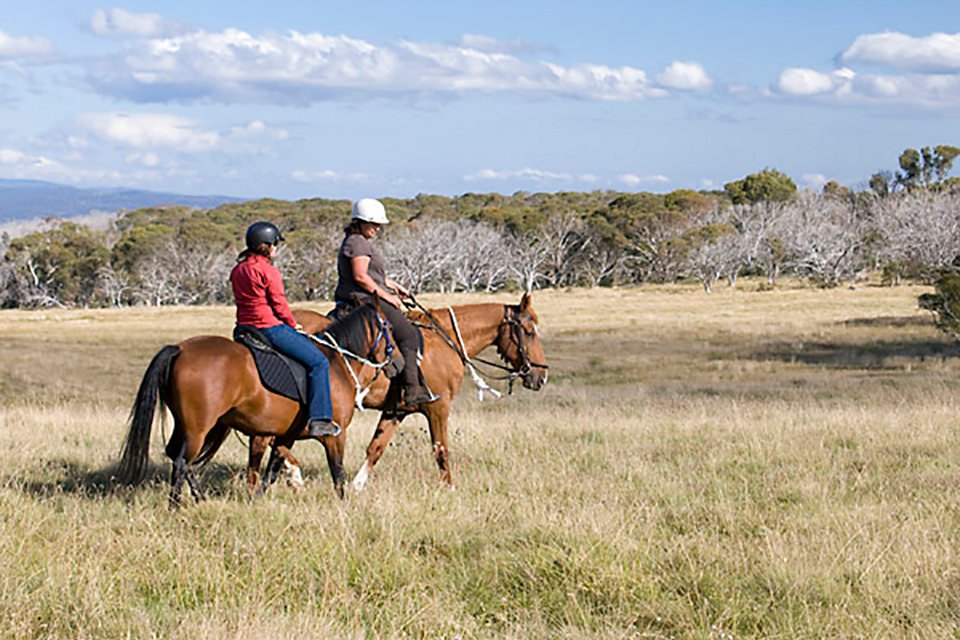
[233,325,307,404]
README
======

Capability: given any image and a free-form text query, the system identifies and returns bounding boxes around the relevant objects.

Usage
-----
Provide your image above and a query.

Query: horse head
[496,293,549,391]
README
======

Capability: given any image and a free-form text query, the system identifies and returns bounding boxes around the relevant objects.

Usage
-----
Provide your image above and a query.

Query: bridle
[405,296,548,394]
[488,305,550,391]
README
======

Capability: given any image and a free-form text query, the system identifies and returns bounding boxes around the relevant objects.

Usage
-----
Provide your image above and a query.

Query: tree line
[2,146,960,309]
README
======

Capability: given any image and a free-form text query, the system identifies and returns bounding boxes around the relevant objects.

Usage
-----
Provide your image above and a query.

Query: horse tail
[117,345,180,486]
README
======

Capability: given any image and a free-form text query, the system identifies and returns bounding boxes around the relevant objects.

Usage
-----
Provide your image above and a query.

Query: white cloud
[0,147,121,183]
[0,29,56,62]
[76,112,221,151]
[82,23,677,103]
[777,68,835,95]
[840,31,960,73]
[126,151,161,167]
[458,34,548,56]
[292,169,369,183]
[656,61,712,90]
[464,167,574,182]
[90,9,189,39]
[773,31,960,108]
[619,174,670,187]
[230,120,289,140]
[802,173,828,190]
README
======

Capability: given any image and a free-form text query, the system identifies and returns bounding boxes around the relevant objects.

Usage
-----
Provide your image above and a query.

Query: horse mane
[324,304,379,355]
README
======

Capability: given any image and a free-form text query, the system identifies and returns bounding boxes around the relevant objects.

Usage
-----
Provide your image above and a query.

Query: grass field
[0,283,958,639]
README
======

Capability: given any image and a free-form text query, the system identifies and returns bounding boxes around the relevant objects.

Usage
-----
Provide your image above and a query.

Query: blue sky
[1,1,958,200]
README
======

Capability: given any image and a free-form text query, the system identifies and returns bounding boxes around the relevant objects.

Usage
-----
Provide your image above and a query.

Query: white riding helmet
[351,198,390,225]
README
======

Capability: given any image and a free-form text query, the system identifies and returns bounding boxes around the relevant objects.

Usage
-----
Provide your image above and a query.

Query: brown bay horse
[116,302,395,507]
[248,293,549,492]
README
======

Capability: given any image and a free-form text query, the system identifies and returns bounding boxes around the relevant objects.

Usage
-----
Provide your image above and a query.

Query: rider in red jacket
[230,222,338,438]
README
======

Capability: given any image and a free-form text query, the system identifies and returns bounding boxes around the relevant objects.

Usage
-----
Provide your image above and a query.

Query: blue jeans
[260,324,333,422]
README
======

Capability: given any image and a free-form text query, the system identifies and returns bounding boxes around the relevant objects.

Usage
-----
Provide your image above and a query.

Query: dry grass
[0,282,958,639]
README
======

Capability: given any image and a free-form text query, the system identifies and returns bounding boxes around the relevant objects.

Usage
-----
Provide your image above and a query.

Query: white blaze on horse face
[352,461,371,492]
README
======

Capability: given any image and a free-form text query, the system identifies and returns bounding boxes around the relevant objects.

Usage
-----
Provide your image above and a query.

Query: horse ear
[520,292,531,311]
[371,290,381,313]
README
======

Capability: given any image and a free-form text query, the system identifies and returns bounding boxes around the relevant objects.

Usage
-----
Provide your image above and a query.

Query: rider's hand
[384,293,403,309]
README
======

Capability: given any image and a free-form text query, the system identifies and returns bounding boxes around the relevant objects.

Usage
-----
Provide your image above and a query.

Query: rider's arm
[351,256,402,308]
[385,277,410,297]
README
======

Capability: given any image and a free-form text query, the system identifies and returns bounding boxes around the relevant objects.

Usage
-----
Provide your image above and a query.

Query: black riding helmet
[245,221,285,250]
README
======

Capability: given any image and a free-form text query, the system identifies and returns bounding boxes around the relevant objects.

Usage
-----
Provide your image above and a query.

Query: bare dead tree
[445,220,510,292]
[576,232,624,288]
[507,231,550,293]
[277,233,340,301]
[781,193,866,286]
[871,189,960,280]
[95,264,132,307]
[538,210,586,288]
[381,219,457,293]
[130,239,232,306]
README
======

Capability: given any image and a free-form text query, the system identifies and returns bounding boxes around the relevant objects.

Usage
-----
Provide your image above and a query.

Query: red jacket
[230,254,297,329]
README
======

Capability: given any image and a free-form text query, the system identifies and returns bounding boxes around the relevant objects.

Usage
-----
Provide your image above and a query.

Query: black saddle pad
[233,325,307,404]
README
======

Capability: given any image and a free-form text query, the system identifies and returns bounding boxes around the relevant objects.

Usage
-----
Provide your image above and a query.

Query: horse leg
[185,465,205,503]
[353,413,403,492]
[167,409,212,508]
[277,445,304,490]
[248,435,272,492]
[169,443,188,511]
[426,404,454,486]
[322,432,348,499]
[259,445,285,495]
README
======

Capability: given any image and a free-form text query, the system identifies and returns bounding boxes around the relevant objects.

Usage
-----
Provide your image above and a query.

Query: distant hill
[0,179,246,222]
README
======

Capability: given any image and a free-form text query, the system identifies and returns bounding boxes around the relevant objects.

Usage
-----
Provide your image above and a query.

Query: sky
[0,1,959,201]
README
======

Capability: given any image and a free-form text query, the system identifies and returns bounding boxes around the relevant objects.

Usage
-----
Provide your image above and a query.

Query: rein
[299,313,394,410]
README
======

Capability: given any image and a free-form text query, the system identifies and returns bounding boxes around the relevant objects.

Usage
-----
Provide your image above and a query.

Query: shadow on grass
[750,338,960,370]
[838,315,934,328]
[19,458,244,501]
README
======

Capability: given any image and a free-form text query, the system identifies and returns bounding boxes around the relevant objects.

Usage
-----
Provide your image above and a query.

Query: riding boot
[306,418,341,437]
[401,354,439,407]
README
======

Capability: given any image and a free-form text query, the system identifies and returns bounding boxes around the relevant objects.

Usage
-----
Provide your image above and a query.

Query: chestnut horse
[248,293,548,492]
[116,302,395,507]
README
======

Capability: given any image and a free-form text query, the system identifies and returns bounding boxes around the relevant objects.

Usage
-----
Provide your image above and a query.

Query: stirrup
[306,419,342,438]
[404,389,441,407]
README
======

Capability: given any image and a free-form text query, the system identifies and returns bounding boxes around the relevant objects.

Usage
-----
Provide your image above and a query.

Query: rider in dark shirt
[334,199,439,407]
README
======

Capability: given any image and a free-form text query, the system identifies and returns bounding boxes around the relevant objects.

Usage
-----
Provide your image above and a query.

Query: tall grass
[0,283,957,638]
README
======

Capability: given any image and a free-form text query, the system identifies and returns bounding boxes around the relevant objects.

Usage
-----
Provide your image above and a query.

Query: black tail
[117,345,180,486]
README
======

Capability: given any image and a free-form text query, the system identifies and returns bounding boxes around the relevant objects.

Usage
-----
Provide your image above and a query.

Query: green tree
[869,171,893,196]
[897,145,960,189]
[724,168,797,205]
[919,271,960,340]
[6,222,109,307]
[822,180,852,201]
[596,193,690,282]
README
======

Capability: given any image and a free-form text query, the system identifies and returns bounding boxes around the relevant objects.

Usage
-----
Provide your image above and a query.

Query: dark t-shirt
[335,232,388,303]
